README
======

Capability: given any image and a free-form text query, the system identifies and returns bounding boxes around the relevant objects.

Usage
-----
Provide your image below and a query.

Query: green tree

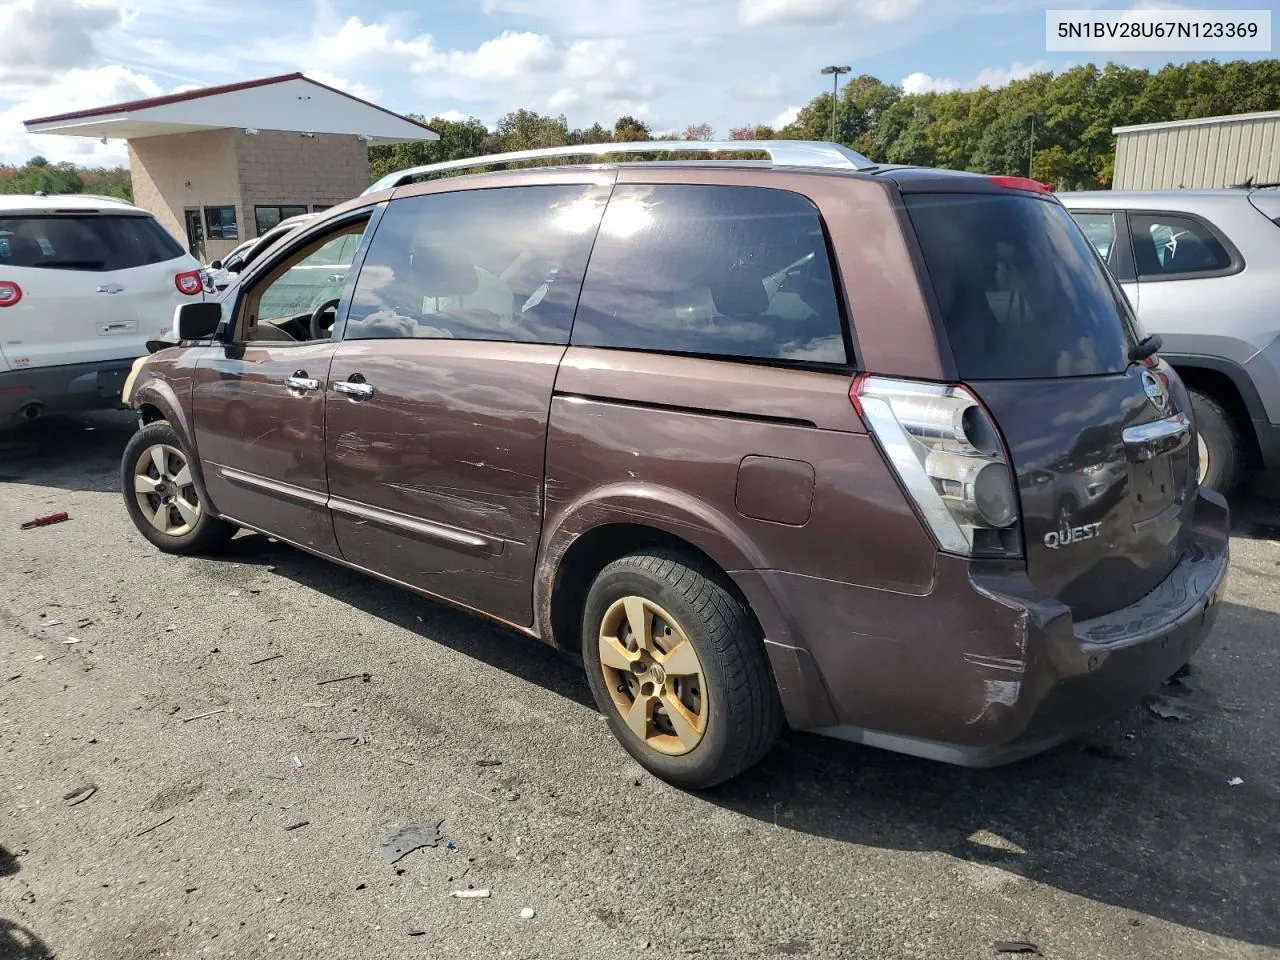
[613,115,652,141]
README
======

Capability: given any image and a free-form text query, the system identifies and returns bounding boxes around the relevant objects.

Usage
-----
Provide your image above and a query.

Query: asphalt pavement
[2,410,1278,960]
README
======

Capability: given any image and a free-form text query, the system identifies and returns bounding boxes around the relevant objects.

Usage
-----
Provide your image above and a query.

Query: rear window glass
[571,184,847,364]
[0,215,184,271]
[905,194,1133,380]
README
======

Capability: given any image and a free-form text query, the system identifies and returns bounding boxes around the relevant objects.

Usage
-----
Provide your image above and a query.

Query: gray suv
[1061,187,1280,495]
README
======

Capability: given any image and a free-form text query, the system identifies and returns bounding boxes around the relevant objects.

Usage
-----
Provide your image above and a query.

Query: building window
[255,205,309,237]
[203,206,239,240]
[312,204,332,213]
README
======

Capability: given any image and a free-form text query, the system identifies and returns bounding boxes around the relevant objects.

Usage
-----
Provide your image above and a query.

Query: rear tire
[1189,389,1243,497]
[122,421,236,555]
[581,548,782,789]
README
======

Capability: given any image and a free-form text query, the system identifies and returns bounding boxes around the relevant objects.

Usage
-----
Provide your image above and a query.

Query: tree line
[371,58,1280,190]
[5,58,1277,197]
[0,156,132,199]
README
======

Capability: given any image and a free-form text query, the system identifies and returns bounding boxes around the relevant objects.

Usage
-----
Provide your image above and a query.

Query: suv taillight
[0,281,21,306]
[852,376,1021,558]
[175,270,203,296]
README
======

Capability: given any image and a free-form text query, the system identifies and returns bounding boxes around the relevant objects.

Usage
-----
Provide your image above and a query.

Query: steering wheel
[309,297,342,340]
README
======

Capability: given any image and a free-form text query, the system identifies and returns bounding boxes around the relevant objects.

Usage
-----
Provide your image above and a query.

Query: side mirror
[210,259,223,270]
[172,301,222,341]
[227,256,245,274]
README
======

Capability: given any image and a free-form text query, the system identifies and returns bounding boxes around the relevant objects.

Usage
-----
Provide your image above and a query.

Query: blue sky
[0,0,1272,165]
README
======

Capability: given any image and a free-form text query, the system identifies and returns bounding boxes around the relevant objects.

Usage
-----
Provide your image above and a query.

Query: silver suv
[1061,186,1280,495]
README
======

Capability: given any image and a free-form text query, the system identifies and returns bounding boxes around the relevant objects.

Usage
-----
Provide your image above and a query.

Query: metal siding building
[1113,111,1280,190]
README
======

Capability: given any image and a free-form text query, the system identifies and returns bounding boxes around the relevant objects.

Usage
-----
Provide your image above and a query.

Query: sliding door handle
[334,380,374,399]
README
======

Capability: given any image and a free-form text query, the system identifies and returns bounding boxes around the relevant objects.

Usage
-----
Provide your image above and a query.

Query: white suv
[0,194,205,425]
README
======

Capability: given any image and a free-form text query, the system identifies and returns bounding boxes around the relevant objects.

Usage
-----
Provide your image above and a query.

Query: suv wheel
[1188,389,1243,497]
[581,549,782,789]
[122,421,236,554]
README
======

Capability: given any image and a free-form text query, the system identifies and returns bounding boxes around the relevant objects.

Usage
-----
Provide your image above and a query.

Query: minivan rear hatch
[903,186,1196,620]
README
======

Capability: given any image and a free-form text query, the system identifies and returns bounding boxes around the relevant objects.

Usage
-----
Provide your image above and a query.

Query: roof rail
[363,139,875,195]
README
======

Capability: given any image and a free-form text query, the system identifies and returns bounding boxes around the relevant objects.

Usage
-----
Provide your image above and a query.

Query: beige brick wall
[128,130,241,260]
[234,130,368,236]
[128,128,370,262]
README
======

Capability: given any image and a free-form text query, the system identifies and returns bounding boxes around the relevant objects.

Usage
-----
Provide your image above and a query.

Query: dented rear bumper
[748,488,1230,766]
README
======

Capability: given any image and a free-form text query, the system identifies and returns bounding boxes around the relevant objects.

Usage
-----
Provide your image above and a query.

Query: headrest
[710,272,768,316]
[408,243,478,298]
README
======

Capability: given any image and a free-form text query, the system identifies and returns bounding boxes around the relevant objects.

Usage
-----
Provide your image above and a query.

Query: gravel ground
[1,410,1278,960]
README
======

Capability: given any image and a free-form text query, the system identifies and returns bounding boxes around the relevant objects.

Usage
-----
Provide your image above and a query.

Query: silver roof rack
[363,139,875,195]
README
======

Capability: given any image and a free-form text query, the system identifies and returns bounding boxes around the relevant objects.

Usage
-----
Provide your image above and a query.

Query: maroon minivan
[120,141,1229,788]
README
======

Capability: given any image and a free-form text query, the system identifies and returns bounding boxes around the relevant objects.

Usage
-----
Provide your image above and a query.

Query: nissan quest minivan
[119,141,1229,788]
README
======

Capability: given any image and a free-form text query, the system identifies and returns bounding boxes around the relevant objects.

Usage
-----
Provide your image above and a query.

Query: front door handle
[333,380,374,399]
[286,375,320,392]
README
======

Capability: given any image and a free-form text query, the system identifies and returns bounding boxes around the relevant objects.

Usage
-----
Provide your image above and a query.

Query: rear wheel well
[548,524,751,655]
[1171,364,1259,465]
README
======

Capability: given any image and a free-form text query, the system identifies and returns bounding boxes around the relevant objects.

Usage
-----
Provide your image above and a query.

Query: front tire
[121,421,236,555]
[582,549,782,789]
[1189,389,1243,497]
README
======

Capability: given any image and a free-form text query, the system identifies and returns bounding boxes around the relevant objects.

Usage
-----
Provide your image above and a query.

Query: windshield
[905,193,1135,380]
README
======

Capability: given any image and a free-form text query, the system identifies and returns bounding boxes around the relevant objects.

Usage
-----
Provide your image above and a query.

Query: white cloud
[0,0,122,87]
[973,59,1052,87]
[430,109,472,124]
[901,72,960,94]
[901,59,1052,95]
[739,0,921,27]
[773,105,801,129]
[2,65,161,164]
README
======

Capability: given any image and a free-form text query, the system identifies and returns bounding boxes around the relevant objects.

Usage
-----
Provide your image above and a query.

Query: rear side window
[1070,212,1118,263]
[905,194,1133,380]
[572,184,847,364]
[0,215,184,271]
[1130,212,1234,278]
[345,184,609,344]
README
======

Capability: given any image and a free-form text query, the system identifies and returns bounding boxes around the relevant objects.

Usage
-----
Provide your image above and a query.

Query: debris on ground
[292,755,305,769]
[1145,697,1195,722]
[476,759,502,767]
[450,889,490,899]
[520,907,536,919]
[993,942,1041,955]
[284,821,310,832]
[182,707,228,722]
[408,928,426,937]
[317,672,371,685]
[62,783,97,807]
[20,511,70,530]
[379,819,445,865]
[63,637,81,645]
[248,653,283,666]
[134,815,175,838]
[1228,776,1244,786]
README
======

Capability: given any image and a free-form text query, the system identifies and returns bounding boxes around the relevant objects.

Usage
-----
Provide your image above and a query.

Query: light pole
[820,65,851,143]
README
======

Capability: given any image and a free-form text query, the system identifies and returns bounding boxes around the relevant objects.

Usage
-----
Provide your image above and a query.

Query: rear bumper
[751,489,1229,766]
[0,360,136,423]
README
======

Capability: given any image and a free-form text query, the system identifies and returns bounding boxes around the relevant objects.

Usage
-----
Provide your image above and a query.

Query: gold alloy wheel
[1197,433,1210,485]
[133,443,202,537]
[597,596,708,756]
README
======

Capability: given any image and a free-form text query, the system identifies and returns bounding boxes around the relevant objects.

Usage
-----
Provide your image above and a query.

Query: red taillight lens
[0,281,22,307]
[987,175,1053,195]
[175,270,203,296]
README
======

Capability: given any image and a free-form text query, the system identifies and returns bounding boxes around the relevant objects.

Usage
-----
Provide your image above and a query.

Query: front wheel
[581,549,782,789]
[121,421,236,554]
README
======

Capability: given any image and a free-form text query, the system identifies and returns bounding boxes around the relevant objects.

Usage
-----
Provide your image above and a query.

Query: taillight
[175,270,203,296]
[852,376,1021,558]
[0,281,22,307]
[987,175,1053,195]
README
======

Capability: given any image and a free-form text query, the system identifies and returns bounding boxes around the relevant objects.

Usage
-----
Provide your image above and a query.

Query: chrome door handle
[286,376,320,392]
[333,380,374,399]
[96,283,124,294]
